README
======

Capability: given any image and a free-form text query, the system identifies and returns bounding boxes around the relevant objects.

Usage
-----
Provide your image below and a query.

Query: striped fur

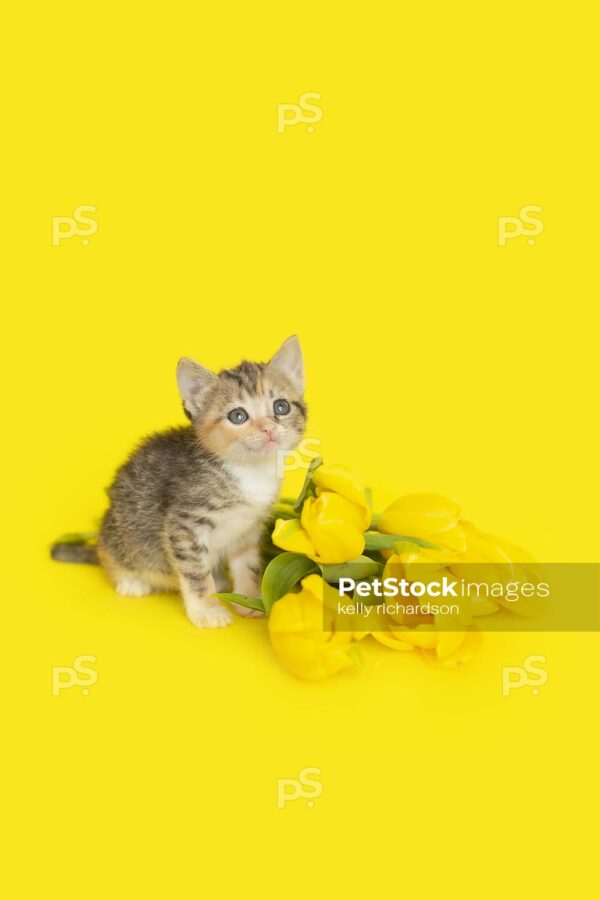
[97,337,306,628]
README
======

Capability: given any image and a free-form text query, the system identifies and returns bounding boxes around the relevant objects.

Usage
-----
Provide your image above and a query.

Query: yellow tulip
[320,575,370,640]
[451,521,512,568]
[313,464,371,524]
[271,517,317,558]
[271,494,367,565]
[301,491,367,563]
[393,545,458,583]
[371,624,438,651]
[381,550,473,627]
[272,465,371,564]
[372,624,483,666]
[379,553,433,626]
[370,630,418,651]
[392,542,500,618]
[486,534,542,582]
[268,574,355,680]
[378,493,466,553]
[450,522,541,615]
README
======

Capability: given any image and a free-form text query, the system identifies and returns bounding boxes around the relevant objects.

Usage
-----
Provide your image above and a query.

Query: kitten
[54,337,306,628]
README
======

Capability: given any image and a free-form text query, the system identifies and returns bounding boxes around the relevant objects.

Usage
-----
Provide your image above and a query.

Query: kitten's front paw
[231,602,266,619]
[187,601,233,629]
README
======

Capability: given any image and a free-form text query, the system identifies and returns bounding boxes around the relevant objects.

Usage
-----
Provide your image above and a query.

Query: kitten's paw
[116,577,153,597]
[187,602,233,629]
[231,602,266,619]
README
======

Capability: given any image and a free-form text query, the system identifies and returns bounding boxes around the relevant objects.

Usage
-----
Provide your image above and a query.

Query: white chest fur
[204,460,280,561]
[225,460,280,508]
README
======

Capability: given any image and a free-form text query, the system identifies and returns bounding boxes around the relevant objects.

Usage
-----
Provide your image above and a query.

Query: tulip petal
[301,493,366,564]
[371,631,416,651]
[313,464,371,522]
[268,575,356,680]
[435,630,467,659]
[271,517,317,558]
[270,632,354,680]
[389,625,438,649]
[379,494,462,540]
[422,630,484,668]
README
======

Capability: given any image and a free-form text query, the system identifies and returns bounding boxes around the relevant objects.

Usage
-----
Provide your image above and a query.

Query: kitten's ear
[176,358,217,419]
[268,335,304,390]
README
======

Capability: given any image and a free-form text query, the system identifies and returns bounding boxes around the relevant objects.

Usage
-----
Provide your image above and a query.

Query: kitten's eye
[273,399,291,416]
[227,407,249,425]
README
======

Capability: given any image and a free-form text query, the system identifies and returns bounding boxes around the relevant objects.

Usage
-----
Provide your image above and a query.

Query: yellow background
[1,2,598,897]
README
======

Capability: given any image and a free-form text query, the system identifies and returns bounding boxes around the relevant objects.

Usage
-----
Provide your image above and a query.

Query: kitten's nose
[258,420,275,439]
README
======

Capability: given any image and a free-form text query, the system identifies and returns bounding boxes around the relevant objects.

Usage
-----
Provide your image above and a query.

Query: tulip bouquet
[219,457,541,680]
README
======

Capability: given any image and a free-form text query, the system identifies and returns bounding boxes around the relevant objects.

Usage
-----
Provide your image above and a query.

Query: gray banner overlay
[325,563,600,632]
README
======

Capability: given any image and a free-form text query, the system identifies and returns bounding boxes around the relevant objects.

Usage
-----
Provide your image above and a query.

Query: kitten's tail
[51,536,99,565]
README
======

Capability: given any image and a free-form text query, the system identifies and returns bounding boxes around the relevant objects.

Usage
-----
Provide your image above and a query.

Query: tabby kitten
[72,337,305,628]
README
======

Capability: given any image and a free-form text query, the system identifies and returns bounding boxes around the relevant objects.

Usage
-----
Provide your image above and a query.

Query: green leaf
[216,592,265,612]
[293,456,323,512]
[321,555,381,583]
[261,552,319,613]
[271,501,299,520]
[363,532,437,550]
[362,550,387,566]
